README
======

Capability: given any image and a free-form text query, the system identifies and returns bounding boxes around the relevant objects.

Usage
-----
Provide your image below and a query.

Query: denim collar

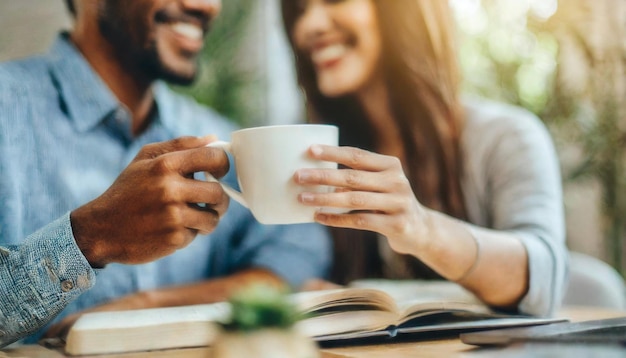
[46,33,176,137]
[47,33,119,133]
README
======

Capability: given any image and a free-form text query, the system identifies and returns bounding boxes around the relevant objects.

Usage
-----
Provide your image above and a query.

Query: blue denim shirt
[0,34,331,346]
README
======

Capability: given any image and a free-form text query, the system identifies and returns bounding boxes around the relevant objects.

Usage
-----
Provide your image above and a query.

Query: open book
[291,280,563,342]
[61,280,563,356]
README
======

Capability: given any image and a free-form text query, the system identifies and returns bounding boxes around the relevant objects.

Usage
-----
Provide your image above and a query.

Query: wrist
[70,206,107,268]
[452,228,481,283]
[410,207,437,257]
[387,205,437,257]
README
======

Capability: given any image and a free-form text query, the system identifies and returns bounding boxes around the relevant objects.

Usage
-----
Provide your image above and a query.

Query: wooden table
[2,306,625,358]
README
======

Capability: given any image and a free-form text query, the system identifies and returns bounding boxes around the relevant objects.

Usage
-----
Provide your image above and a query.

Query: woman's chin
[318,83,354,98]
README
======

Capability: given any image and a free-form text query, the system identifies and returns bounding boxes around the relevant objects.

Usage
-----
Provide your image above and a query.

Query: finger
[154,145,230,179]
[136,135,217,160]
[44,315,80,340]
[299,190,404,213]
[178,179,230,215]
[182,206,222,236]
[165,228,200,252]
[295,168,404,192]
[43,323,63,339]
[313,210,390,233]
[307,145,400,172]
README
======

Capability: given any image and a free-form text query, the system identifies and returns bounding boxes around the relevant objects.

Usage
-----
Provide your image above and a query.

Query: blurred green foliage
[454,0,559,118]
[219,284,304,332]
[455,0,626,274]
[171,0,260,127]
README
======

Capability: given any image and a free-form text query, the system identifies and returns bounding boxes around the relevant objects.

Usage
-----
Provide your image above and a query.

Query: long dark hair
[282,0,467,283]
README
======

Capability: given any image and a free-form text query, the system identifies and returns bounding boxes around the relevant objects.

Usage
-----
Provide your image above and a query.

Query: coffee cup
[207,124,339,224]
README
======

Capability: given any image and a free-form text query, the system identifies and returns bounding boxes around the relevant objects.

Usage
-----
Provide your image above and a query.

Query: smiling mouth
[155,8,210,45]
[170,22,204,41]
[312,44,348,67]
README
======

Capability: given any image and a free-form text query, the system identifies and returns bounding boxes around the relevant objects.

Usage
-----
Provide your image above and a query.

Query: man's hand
[300,278,343,291]
[71,136,230,267]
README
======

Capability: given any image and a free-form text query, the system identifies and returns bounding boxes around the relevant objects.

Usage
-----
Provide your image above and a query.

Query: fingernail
[295,170,310,182]
[310,145,323,156]
[315,212,328,221]
[300,192,315,203]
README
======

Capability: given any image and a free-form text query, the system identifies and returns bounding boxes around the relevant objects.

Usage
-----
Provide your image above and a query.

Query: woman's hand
[294,144,432,255]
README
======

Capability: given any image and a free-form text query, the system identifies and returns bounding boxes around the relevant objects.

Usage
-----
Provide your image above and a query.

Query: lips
[155,8,210,50]
[311,44,348,68]
[170,22,204,42]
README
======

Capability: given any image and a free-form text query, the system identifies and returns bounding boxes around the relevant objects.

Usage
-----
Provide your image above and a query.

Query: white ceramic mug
[207,124,339,225]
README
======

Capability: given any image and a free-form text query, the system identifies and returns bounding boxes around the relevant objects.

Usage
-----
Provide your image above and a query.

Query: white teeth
[170,22,203,41]
[312,44,348,64]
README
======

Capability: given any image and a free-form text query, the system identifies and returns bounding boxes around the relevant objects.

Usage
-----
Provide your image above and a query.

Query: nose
[297,3,333,37]
[298,2,332,33]
[180,0,221,19]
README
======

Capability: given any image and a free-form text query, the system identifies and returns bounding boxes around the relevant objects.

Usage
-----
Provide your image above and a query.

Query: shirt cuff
[0,212,96,347]
[517,232,566,317]
[33,211,97,295]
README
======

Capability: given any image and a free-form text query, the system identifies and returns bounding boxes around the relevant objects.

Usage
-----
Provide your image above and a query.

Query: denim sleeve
[0,212,96,348]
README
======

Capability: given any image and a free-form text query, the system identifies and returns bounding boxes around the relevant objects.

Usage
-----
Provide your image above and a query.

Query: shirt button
[61,280,74,292]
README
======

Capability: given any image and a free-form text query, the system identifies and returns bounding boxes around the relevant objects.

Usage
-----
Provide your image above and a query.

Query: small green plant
[219,284,305,332]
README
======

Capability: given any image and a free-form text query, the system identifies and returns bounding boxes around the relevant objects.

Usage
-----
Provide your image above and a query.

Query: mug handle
[205,141,249,208]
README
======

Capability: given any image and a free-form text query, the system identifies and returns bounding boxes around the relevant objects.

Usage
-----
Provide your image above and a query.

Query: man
[0,0,330,347]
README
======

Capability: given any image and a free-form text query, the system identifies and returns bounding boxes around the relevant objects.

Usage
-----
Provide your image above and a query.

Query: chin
[155,58,199,85]
[317,72,361,98]
[159,69,197,85]
[319,83,356,98]
[137,47,200,85]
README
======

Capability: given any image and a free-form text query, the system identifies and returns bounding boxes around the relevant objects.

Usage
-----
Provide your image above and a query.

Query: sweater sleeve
[463,99,568,317]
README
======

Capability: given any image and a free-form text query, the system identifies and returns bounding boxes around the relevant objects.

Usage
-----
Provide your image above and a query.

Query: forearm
[136,268,287,308]
[415,210,528,310]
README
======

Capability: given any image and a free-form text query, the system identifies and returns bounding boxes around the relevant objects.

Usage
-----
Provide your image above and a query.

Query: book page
[289,288,403,338]
[295,310,396,338]
[65,303,230,356]
[349,279,481,304]
[396,301,495,326]
[69,302,230,330]
[348,280,496,325]
[289,288,400,316]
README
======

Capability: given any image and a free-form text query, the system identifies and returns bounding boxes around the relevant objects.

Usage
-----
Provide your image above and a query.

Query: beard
[97,1,200,86]
[134,40,199,86]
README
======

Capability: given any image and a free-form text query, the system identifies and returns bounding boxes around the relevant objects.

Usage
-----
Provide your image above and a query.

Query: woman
[282,0,567,316]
